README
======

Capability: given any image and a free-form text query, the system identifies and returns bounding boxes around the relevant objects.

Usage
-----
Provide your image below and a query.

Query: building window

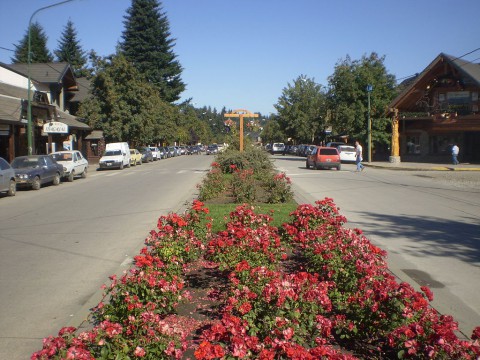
[406,135,420,154]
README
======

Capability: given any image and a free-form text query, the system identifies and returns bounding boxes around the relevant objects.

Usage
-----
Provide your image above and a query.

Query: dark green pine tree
[121,0,185,103]
[12,21,54,63]
[54,20,89,77]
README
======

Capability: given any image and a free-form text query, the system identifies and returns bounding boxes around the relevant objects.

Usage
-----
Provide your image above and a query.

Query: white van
[99,142,131,170]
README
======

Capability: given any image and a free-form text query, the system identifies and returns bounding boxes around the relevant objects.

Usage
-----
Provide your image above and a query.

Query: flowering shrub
[264,172,294,203]
[198,162,227,201]
[206,205,286,270]
[283,198,480,359]
[231,167,256,203]
[32,198,480,360]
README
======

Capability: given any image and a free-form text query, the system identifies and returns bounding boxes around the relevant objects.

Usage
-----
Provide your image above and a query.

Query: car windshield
[11,157,40,168]
[104,150,122,156]
[208,145,217,149]
[52,153,72,161]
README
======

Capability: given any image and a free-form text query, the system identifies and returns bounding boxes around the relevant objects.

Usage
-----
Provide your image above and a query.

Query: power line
[396,47,480,83]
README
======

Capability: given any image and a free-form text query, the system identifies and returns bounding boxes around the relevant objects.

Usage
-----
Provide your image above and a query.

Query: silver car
[0,157,16,196]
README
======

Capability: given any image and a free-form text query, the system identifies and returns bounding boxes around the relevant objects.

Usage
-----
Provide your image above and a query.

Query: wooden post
[224,109,258,152]
[389,108,401,163]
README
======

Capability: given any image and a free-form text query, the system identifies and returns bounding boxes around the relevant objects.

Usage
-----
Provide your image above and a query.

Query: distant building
[388,53,480,163]
[0,62,96,161]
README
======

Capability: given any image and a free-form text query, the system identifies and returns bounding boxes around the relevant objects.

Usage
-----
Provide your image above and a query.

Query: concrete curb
[365,164,480,171]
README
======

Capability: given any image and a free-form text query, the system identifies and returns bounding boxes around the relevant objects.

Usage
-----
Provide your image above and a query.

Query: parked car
[11,155,63,190]
[271,142,285,155]
[138,147,154,162]
[206,144,219,155]
[51,150,88,182]
[337,145,357,163]
[99,149,127,170]
[167,146,176,157]
[105,142,131,168]
[0,156,16,196]
[158,147,166,159]
[129,149,143,166]
[306,146,341,170]
[149,146,160,161]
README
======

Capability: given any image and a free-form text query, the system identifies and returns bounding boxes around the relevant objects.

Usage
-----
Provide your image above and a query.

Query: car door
[73,152,82,174]
[42,156,56,182]
[0,157,10,191]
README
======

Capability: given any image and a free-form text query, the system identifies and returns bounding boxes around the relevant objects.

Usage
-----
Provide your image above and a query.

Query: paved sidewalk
[365,161,480,171]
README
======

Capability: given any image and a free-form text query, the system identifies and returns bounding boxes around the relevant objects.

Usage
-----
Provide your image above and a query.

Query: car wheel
[68,171,75,182]
[139,159,142,165]
[119,162,124,170]
[306,161,310,169]
[7,179,16,196]
[315,162,321,170]
[81,167,87,178]
[32,176,41,190]
[337,164,341,171]
[53,173,61,185]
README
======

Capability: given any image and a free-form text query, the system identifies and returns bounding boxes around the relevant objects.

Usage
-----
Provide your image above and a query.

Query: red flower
[194,341,225,359]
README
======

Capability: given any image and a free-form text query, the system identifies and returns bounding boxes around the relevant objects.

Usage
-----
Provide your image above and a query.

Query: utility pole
[27,0,75,155]
[366,84,373,163]
[224,109,258,152]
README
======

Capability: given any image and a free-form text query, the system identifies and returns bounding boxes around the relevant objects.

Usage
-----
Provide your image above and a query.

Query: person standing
[355,140,365,171]
[452,144,460,165]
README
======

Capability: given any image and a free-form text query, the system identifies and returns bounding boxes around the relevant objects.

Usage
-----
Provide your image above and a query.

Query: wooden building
[388,53,480,163]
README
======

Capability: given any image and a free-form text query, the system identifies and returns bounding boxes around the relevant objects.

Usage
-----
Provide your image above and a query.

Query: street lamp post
[27,0,75,155]
[366,84,373,163]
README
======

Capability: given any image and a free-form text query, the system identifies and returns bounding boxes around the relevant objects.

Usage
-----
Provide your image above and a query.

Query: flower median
[32,199,480,359]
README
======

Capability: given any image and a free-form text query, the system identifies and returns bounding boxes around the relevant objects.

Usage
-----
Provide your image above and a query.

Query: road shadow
[348,211,480,265]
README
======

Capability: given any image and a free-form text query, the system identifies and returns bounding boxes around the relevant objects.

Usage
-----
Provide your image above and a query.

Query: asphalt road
[0,154,212,360]
[274,155,480,338]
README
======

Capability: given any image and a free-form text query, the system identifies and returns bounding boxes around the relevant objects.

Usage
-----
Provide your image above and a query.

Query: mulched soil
[175,248,310,359]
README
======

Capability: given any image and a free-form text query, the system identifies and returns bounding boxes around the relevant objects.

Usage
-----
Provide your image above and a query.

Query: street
[274,155,480,338]
[0,155,212,360]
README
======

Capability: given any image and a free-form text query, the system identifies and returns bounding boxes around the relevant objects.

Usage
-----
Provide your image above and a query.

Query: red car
[306,146,341,170]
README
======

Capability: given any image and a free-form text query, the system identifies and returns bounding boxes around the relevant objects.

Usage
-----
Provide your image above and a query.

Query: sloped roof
[56,110,90,130]
[5,62,74,84]
[70,77,91,102]
[0,82,28,99]
[85,130,104,140]
[0,94,23,123]
[389,53,480,111]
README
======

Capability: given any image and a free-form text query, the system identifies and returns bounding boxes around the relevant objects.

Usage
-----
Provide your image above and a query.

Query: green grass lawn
[205,202,298,234]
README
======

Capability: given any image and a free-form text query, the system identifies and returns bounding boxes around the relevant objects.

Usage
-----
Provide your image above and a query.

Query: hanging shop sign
[43,121,69,134]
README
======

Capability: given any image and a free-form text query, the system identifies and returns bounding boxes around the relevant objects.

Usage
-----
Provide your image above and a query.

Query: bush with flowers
[206,205,286,270]
[32,195,480,359]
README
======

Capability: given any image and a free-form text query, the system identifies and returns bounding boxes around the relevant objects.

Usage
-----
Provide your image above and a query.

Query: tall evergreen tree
[12,21,54,63]
[121,0,185,103]
[55,20,88,77]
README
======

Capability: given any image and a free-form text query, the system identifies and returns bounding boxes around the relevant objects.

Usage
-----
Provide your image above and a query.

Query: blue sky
[1,0,479,115]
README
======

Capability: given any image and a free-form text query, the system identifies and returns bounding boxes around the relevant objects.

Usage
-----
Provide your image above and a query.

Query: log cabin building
[388,53,480,163]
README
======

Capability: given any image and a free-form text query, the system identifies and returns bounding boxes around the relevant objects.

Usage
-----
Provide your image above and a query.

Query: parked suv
[271,143,285,154]
[306,146,341,170]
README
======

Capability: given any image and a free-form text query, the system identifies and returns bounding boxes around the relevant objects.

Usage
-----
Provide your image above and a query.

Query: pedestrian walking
[451,144,460,165]
[355,140,365,172]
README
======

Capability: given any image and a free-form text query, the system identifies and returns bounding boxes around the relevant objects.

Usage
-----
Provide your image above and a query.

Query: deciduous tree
[274,75,327,144]
[327,53,397,146]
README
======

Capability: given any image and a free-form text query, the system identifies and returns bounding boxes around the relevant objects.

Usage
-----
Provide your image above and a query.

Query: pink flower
[134,346,146,357]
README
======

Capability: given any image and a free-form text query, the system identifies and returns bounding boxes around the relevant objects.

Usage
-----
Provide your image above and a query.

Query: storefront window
[406,136,420,154]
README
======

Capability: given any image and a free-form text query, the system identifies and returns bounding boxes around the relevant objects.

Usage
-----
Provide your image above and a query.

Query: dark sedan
[137,147,154,163]
[11,155,63,190]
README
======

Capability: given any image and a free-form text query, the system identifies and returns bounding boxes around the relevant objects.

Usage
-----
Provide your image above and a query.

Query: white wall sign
[43,121,69,134]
